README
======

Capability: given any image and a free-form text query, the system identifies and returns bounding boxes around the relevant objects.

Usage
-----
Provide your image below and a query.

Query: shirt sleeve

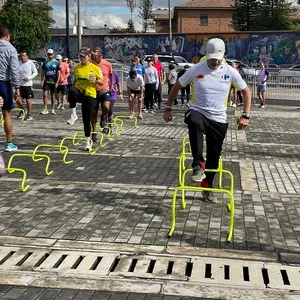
[29,61,38,80]
[178,65,198,87]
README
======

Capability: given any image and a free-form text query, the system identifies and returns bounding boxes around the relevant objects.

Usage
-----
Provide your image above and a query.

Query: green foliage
[138,0,154,32]
[231,0,296,31]
[0,0,54,54]
[127,19,136,33]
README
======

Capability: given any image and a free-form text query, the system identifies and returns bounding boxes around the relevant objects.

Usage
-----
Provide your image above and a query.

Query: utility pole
[168,0,172,56]
[66,0,70,58]
[78,0,81,51]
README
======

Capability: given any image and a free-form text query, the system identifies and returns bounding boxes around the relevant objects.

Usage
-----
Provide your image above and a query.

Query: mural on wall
[42,31,300,67]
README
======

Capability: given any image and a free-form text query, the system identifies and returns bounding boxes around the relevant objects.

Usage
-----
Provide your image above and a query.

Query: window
[200,15,208,25]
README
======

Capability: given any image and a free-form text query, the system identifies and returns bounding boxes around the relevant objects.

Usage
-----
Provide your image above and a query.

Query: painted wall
[39,31,300,66]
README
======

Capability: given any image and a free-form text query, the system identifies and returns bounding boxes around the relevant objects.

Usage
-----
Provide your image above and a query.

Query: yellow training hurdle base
[6,153,53,192]
[169,168,235,242]
[114,115,138,128]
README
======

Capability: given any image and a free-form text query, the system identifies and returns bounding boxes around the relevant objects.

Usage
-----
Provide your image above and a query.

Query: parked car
[142,55,194,72]
[278,65,300,84]
[226,59,259,78]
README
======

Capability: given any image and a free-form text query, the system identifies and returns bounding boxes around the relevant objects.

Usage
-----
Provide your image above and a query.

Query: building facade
[154,0,235,34]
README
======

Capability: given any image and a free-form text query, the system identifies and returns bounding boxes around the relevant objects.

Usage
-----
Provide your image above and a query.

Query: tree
[0,0,54,54]
[231,0,296,31]
[127,19,136,33]
[138,0,154,32]
[231,0,259,31]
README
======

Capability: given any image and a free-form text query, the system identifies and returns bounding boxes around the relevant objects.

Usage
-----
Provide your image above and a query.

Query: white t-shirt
[19,60,38,87]
[257,68,270,86]
[179,61,247,123]
[126,74,144,91]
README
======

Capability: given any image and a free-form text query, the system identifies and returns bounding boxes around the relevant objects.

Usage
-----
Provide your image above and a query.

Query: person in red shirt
[56,55,70,110]
[91,50,113,140]
[152,53,165,109]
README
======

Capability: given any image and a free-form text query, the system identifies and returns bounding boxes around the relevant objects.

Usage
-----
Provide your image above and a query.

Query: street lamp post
[168,0,172,56]
[66,0,70,58]
[78,0,82,51]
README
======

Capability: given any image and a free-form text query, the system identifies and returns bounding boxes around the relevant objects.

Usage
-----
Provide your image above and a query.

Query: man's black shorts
[95,90,111,110]
[43,82,56,94]
[56,85,68,96]
[20,86,34,99]
[130,89,141,95]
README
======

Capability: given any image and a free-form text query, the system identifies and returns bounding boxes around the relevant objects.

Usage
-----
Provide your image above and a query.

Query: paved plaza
[1,91,300,299]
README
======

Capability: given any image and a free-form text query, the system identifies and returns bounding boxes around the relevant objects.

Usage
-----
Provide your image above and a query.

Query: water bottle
[89,71,94,82]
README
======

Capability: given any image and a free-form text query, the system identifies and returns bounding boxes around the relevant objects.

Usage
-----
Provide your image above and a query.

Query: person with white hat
[55,54,69,110]
[40,49,61,115]
[164,38,251,202]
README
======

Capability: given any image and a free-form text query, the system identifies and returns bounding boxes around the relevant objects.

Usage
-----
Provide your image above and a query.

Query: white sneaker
[150,109,155,114]
[153,103,158,108]
[143,108,148,113]
[67,114,78,125]
[85,140,90,151]
[232,103,237,107]
[57,103,62,109]
[60,106,65,110]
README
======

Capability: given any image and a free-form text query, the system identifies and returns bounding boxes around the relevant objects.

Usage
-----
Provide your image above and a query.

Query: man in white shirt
[257,62,270,108]
[126,70,144,118]
[17,51,38,120]
[164,38,251,202]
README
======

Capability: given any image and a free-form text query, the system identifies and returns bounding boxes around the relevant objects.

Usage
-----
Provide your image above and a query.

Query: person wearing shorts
[257,62,270,108]
[40,49,61,115]
[16,50,38,120]
[55,54,69,110]
[0,26,20,152]
[126,70,144,118]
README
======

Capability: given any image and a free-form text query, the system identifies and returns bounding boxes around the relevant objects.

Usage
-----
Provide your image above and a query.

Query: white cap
[47,49,54,54]
[56,54,62,60]
[206,38,225,60]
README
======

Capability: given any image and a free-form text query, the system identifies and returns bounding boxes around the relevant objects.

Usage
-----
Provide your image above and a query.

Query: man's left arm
[10,50,20,99]
[237,86,251,130]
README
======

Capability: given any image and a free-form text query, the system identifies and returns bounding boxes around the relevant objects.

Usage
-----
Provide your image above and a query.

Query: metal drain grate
[0,246,299,290]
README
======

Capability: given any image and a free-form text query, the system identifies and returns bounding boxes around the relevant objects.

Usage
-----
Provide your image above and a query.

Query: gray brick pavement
[1,97,300,296]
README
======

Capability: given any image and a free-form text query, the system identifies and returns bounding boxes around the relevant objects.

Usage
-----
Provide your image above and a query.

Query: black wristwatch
[241,112,250,120]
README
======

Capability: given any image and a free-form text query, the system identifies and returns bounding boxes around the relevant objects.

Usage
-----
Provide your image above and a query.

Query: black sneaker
[202,191,217,203]
[100,115,107,128]
[17,111,23,119]
[102,127,109,134]
[26,114,33,121]
[91,133,98,142]
[191,164,205,182]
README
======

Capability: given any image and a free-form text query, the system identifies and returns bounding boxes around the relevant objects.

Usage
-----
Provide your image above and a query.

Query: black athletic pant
[68,87,96,137]
[144,83,155,109]
[154,81,162,106]
[184,109,228,187]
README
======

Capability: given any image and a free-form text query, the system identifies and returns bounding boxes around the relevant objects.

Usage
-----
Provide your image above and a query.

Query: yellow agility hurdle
[32,144,73,165]
[72,131,105,151]
[114,115,138,128]
[112,118,124,133]
[95,125,114,141]
[169,168,235,242]
[179,134,223,189]
[6,153,53,192]
[13,108,26,123]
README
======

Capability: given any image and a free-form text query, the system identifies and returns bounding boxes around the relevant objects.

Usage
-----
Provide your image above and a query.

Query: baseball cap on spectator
[47,49,54,55]
[146,57,152,62]
[63,57,68,62]
[56,54,62,60]
[206,38,225,60]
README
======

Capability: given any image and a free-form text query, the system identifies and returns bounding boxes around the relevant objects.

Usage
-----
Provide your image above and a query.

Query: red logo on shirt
[196,74,204,78]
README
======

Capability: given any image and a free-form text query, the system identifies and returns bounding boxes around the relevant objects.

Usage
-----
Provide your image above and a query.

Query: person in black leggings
[67,48,103,151]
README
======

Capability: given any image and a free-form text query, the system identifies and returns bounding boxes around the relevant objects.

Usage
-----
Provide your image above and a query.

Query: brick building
[154,0,235,34]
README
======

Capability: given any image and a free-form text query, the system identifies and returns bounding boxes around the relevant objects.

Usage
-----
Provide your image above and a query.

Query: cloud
[51,0,182,30]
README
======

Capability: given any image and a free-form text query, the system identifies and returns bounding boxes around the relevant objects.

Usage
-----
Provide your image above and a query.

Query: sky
[52,0,185,31]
